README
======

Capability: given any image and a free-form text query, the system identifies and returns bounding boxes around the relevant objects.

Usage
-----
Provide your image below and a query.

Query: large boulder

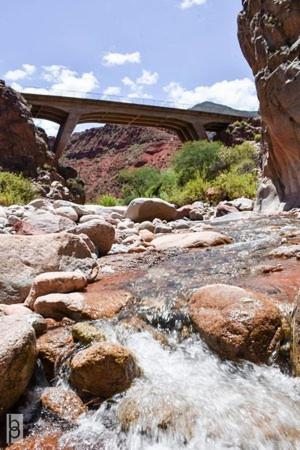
[33,288,133,321]
[69,342,140,399]
[25,271,87,309]
[189,284,282,363]
[152,231,233,251]
[0,80,53,176]
[0,232,97,304]
[14,212,75,235]
[238,1,300,210]
[126,198,177,222]
[70,219,115,255]
[0,316,36,414]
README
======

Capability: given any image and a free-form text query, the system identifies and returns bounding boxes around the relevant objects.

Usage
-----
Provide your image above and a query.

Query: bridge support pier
[54,111,81,161]
[190,121,208,140]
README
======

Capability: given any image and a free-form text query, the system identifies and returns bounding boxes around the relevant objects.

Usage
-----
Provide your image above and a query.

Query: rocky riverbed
[1,197,300,449]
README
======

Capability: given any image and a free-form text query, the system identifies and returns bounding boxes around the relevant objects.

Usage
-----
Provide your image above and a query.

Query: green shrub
[217,141,259,171]
[212,169,258,202]
[173,175,210,206]
[173,141,223,184]
[95,194,121,207]
[114,141,259,206]
[0,172,36,206]
[156,169,179,203]
[118,166,162,204]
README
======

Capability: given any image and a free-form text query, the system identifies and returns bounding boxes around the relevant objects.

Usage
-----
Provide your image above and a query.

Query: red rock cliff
[61,125,181,200]
[0,80,54,176]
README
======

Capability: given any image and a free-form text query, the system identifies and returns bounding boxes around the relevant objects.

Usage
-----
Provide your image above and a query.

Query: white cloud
[122,76,135,88]
[137,70,159,86]
[102,51,141,66]
[4,64,36,81]
[180,0,207,9]
[121,70,159,100]
[41,65,99,96]
[164,78,259,111]
[9,65,99,100]
[33,118,60,137]
[103,86,121,96]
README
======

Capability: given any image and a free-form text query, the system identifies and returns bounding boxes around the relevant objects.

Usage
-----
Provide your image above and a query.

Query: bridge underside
[23,94,247,161]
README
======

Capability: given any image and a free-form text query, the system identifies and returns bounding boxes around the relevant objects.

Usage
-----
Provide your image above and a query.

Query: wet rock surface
[69,342,141,399]
[41,386,87,422]
[3,199,300,448]
[189,284,282,363]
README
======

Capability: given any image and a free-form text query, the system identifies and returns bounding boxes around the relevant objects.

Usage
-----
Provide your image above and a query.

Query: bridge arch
[24,93,253,161]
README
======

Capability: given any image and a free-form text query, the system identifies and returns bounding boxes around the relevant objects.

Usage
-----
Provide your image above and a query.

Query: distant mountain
[190,101,258,118]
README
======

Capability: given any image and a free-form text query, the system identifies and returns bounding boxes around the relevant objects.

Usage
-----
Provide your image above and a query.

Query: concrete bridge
[23,93,253,160]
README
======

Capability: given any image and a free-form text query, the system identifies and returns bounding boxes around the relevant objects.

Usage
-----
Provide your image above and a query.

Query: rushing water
[23,214,300,449]
[58,326,300,450]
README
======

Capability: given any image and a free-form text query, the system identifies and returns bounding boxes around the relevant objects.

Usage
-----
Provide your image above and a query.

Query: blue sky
[0,0,258,133]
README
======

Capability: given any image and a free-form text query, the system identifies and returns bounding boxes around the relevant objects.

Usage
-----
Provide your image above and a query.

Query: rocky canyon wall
[0,80,54,176]
[238,0,300,210]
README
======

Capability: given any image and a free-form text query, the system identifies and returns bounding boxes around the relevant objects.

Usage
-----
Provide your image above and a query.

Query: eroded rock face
[189,284,282,363]
[0,316,36,414]
[238,1,300,210]
[0,80,54,176]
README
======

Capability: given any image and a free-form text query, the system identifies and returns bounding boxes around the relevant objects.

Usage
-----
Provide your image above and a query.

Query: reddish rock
[176,205,193,219]
[34,288,133,321]
[69,342,140,399]
[238,1,300,210]
[61,125,181,200]
[152,231,233,251]
[189,284,282,363]
[25,271,87,309]
[139,229,154,242]
[37,325,74,380]
[41,386,87,422]
[215,203,239,218]
[0,80,53,176]
[8,433,62,450]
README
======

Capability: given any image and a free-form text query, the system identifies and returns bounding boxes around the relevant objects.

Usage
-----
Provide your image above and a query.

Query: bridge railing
[20,86,190,109]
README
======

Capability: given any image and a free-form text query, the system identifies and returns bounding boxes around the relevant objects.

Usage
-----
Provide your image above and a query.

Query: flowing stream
[60,327,300,450]
[22,215,300,449]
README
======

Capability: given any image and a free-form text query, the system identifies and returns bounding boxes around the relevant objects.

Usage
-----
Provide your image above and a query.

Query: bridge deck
[23,93,252,160]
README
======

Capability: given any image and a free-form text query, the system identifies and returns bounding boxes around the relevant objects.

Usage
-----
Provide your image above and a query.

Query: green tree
[173,140,223,184]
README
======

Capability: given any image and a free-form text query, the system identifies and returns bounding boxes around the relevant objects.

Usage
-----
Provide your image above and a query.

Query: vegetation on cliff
[0,172,37,206]
[97,141,259,206]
